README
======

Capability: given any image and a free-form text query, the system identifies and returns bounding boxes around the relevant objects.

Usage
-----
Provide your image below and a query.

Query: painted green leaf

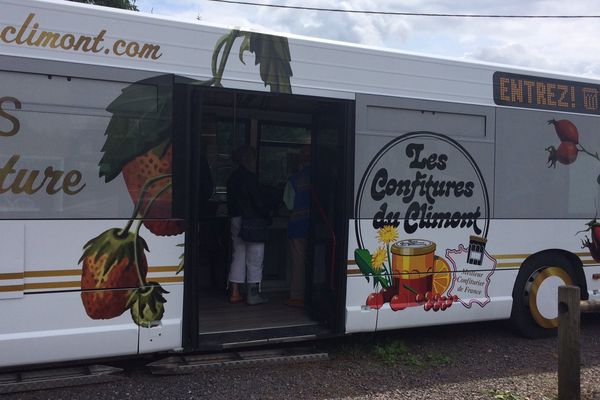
[98,75,174,182]
[355,248,392,289]
[247,33,293,94]
[127,282,169,328]
[238,34,250,65]
[176,243,184,274]
[354,248,374,283]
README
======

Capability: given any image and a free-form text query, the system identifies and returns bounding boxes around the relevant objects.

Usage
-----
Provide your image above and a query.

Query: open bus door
[306,102,354,332]
[177,82,353,349]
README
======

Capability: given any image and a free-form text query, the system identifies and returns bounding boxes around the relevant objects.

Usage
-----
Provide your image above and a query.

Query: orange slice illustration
[432,257,451,295]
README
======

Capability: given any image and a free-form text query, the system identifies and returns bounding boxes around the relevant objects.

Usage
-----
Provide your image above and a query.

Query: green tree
[67,0,138,11]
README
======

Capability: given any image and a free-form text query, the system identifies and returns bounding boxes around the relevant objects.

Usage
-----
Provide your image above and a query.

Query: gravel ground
[4,316,600,400]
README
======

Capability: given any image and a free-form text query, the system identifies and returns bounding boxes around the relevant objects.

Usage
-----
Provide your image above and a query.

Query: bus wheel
[510,253,576,338]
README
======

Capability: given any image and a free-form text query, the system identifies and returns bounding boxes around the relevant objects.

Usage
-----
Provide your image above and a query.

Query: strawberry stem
[576,143,600,163]
[120,174,172,237]
[385,244,392,277]
[212,30,243,87]
[139,181,173,222]
[131,181,174,287]
[132,219,146,286]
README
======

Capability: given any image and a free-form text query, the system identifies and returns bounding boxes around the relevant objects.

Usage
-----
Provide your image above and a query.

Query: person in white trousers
[226,146,270,305]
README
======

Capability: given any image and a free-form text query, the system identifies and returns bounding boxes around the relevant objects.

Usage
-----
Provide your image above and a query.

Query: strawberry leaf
[129,282,169,328]
[99,75,174,182]
[79,228,148,281]
[247,33,293,94]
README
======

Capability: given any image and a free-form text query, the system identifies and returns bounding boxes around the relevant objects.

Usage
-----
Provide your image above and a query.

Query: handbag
[239,217,269,243]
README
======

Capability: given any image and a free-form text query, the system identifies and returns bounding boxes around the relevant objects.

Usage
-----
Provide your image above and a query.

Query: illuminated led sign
[493,71,600,115]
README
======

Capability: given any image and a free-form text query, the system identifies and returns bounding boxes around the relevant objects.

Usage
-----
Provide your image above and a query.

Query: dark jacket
[226,166,270,220]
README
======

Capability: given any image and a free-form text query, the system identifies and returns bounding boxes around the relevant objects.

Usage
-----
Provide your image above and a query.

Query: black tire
[509,252,578,338]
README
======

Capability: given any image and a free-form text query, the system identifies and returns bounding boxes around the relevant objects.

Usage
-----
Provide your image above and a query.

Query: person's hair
[233,145,256,171]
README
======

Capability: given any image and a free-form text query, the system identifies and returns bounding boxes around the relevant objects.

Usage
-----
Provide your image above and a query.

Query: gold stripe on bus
[496,262,522,268]
[0,272,24,280]
[0,284,24,292]
[348,254,531,263]
[22,266,178,279]
[21,278,183,291]
[25,281,81,290]
[350,254,584,264]
[23,283,141,291]
[348,259,523,269]
[492,254,528,260]
[25,269,81,278]
[348,253,597,273]
[494,252,591,260]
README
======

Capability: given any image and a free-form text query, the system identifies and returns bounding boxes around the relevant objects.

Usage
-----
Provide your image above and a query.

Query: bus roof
[2,0,600,106]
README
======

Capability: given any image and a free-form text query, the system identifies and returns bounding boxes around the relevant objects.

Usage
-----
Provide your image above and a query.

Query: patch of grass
[487,389,556,400]
[331,334,456,369]
[488,389,526,400]
[373,340,453,369]
[378,340,423,367]
[424,351,453,367]
[374,340,409,366]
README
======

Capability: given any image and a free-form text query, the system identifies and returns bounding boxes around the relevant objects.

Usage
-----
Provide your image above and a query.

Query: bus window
[258,123,311,189]
[203,116,248,197]
[495,108,599,219]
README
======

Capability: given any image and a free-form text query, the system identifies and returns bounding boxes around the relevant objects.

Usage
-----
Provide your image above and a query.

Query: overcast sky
[134,0,600,78]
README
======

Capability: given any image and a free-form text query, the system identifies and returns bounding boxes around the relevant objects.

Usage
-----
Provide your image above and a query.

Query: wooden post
[558,285,580,400]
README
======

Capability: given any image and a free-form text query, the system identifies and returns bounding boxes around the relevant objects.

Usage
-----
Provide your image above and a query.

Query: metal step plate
[147,347,329,375]
[0,365,123,394]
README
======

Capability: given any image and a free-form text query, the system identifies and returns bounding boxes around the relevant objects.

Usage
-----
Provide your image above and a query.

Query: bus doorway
[185,86,351,349]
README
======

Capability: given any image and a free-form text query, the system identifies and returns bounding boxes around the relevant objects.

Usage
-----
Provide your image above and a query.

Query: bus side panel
[0,65,184,367]
[0,221,24,300]
[138,284,183,354]
[1,291,139,368]
[348,219,517,333]
[349,218,600,332]
[0,220,184,368]
[345,272,378,333]
[347,94,600,334]
[347,94,496,333]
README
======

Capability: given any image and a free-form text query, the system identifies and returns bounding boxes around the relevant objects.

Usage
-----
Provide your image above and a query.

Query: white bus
[1,0,600,369]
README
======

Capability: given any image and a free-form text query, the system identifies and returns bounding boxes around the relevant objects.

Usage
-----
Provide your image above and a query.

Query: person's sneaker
[246,283,268,305]
[285,298,304,308]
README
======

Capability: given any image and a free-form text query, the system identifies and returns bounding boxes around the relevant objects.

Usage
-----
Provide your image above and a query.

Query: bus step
[0,365,123,394]
[147,347,329,375]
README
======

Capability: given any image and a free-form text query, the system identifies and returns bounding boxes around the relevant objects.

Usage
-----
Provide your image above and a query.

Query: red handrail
[310,188,337,291]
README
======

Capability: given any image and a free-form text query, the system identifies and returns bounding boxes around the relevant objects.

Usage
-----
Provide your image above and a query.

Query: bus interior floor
[197,290,318,334]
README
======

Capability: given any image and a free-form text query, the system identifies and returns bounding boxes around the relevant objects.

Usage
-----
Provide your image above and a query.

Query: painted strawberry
[549,119,579,144]
[80,228,148,319]
[127,282,169,328]
[546,142,578,168]
[580,218,600,262]
[121,142,184,236]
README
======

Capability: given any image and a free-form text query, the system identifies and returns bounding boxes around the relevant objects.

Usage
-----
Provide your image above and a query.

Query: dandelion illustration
[371,247,387,272]
[377,225,398,244]
[376,225,398,278]
[354,226,398,291]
